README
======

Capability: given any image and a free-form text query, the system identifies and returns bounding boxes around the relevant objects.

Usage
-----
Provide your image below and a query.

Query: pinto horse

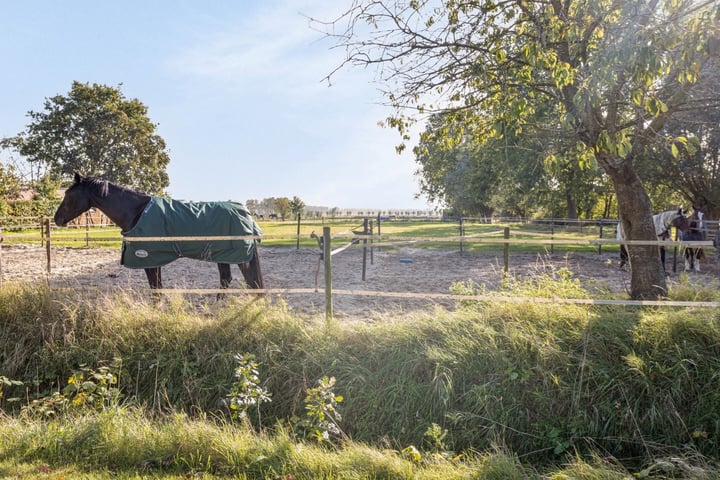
[681,209,707,272]
[54,173,264,291]
[616,208,690,273]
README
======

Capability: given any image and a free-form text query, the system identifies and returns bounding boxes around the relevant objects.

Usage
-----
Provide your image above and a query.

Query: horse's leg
[659,245,667,273]
[218,263,232,288]
[145,267,162,302]
[217,263,232,300]
[619,245,629,269]
[145,267,162,288]
[695,248,702,272]
[239,246,264,290]
[684,248,691,271]
[690,248,697,271]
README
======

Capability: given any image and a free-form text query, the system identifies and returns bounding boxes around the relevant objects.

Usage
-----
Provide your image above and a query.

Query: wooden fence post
[45,218,51,275]
[369,219,374,265]
[459,217,465,254]
[550,217,555,255]
[503,227,510,274]
[362,218,368,281]
[323,226,332,321]
[296,213,301,250]
[86,211,91,247]
[598,220,604,255]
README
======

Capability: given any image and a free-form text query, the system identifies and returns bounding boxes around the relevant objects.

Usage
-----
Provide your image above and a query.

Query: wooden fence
[1,219,718,319]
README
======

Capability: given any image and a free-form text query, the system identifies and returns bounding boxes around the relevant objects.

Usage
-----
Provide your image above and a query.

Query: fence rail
[1,218,718,317]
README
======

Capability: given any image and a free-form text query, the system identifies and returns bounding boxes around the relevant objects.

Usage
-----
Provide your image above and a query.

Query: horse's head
[688,208,705,230]
[671,208,691,233]
[54,173,96,227]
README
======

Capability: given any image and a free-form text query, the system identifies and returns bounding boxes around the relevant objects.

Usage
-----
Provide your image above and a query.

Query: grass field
[1,217,623,256]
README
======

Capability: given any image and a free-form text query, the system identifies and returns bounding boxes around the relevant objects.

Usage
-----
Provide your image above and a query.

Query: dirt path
[1,243,716,316]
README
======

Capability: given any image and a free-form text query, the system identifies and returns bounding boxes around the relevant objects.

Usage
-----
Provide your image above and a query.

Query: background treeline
[414,59,720,220]
[0,167,60,221]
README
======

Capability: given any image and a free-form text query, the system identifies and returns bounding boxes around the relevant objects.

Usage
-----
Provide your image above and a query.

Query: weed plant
[1,275,720,478]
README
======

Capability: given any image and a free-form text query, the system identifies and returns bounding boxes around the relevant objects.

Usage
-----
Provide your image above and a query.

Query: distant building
[304,206,440,218]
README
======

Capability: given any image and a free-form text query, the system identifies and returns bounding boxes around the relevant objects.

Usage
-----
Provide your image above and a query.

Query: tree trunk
[566,194,578,220]
[605,159,667,299]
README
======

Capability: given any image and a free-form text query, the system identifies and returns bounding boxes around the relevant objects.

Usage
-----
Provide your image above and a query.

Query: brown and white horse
[616,208,690,273]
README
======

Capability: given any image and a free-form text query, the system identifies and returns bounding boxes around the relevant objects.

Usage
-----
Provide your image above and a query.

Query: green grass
[1,272,720,478]
[1,218,624,256]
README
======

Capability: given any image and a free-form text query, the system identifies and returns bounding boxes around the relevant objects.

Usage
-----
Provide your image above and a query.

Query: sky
[0,1,433,211]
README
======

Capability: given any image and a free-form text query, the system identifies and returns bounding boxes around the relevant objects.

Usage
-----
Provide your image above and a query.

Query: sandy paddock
[0,243,717,316]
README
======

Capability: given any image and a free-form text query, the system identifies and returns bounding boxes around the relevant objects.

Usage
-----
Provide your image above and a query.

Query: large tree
[1,81,170,194]
[324,0,719,299]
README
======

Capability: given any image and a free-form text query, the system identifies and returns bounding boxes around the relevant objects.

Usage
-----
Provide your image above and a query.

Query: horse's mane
[79,176,110,197]
[80,176,149,198]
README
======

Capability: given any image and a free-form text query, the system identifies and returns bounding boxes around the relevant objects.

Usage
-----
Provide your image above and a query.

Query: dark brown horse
[682,208,707,272]
[54,173,264,291]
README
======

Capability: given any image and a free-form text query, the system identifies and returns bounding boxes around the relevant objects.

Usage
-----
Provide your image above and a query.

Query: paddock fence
[1,216,719,319]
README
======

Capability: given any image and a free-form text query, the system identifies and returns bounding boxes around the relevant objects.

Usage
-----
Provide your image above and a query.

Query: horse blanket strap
[121,196,261,269]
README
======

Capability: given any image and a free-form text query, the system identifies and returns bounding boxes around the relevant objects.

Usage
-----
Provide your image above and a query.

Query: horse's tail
[238,241,264,289]
[249,241,264,289]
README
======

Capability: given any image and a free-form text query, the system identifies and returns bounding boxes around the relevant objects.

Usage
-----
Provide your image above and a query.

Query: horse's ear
[73,172,82,184]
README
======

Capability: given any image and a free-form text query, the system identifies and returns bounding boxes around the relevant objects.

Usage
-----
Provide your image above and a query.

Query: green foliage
[225,353,272,426]
[274,197,291,220]
[289,196,306,218]
[0,170,62,221]
[0,376,23,409]
[415,110,610,218]
[20,361,122,418]
[295,376,346,444]
[0,163,21,198]
[1,81,170,193]
[0,198,60,221]
[634,59,720,218]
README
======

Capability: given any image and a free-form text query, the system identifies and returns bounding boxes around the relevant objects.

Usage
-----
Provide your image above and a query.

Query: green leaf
[631,90,644,106]
[671,143,679,158]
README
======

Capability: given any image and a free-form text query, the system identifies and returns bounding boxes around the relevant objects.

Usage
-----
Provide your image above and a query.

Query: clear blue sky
[0,1,432,211]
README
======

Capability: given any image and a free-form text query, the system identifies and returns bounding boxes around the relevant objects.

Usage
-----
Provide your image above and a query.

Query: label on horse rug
[121,196,262,269]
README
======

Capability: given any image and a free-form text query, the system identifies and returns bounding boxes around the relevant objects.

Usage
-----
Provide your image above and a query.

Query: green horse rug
[121,196,262,269]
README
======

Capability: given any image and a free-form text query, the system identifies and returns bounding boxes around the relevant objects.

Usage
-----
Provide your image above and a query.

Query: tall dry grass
[1,271,719,477]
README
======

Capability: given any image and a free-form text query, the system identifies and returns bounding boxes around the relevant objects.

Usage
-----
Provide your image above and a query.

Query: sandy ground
[1,243,716,316]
